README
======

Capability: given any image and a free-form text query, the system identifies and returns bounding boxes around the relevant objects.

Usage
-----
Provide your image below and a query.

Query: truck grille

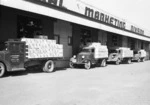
[77,55,82,62]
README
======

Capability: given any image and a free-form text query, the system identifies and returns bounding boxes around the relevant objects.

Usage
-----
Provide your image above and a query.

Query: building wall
[0,6,17,41]
[54,20,72,59]
[98,30,107,45]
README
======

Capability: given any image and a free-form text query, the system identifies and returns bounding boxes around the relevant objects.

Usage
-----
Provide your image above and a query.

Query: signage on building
[35,0,63,7]
[85,7,126,29]
[131,25,144,35]
[29,0,144,35]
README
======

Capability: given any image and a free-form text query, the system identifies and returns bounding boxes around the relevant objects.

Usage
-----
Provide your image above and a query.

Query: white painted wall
[54,20,72,59]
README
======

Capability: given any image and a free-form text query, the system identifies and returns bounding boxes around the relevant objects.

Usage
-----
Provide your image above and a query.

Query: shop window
[54,35,60,44]
[68,36,72,45]
[17,15,42,38]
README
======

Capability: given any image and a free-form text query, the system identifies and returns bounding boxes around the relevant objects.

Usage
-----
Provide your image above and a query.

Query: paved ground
[0,61,150,105]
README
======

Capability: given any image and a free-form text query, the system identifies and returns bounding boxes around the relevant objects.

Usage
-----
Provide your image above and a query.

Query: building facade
[0,0,150,67]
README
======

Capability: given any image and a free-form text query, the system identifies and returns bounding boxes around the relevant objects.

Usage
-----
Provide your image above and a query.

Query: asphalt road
[0,61,150,105]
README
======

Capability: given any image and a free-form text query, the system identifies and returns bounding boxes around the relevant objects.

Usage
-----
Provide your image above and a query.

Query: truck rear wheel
[0,62,5,77]
[115,59,120,65]
[141,58,145,62]
[100,59,107,67]
[43,60,54,73]
[137,58,141,62]
[84,61,91,70]
[127,59,131,64]
[69,62,74,68]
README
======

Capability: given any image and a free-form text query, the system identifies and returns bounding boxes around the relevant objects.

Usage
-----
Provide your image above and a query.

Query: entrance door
[17,15,42,38]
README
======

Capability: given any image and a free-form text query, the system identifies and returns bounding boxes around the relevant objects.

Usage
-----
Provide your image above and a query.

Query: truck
[69,43,108,69]
[132,49,146,62]
[107,47,133,65]
[0,38,63,77]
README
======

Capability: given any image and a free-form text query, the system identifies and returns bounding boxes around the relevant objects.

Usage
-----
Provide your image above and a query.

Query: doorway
[17,15,42,38]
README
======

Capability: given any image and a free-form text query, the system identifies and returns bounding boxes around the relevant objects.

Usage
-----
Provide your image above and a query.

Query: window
[54,35,60,44]
[68,36,72,45]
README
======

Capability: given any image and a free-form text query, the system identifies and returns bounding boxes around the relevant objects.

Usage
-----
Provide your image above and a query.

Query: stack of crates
[21,38,63,59]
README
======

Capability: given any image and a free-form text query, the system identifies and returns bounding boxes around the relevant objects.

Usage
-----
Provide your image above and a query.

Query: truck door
[6,41,25,71]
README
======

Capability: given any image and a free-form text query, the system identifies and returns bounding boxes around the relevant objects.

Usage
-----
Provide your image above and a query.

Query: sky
[81,0,150,32]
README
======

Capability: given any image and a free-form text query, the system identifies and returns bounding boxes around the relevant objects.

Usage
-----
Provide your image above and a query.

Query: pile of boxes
[21,38,63,59]
[119,47,133,58]
[88,42,108,58]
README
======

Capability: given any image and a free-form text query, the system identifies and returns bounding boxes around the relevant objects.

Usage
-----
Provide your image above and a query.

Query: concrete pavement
[0,61,150,105]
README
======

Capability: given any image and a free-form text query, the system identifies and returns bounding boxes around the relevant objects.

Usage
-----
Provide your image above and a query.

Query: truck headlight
[73,55,76,58]
[82,56,85,58]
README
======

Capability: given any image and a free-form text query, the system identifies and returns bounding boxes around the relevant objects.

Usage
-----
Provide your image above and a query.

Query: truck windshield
[81,49,91,53]
[109,49,118,53]
[134,51,138,54]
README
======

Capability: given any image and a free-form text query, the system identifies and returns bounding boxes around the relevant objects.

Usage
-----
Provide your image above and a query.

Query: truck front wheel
[43,60,54,73]
[84,61,91,70]
[0,62,5,77]
[100,59,107,67]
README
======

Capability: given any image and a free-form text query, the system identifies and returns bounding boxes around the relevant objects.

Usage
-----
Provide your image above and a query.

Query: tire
[69,62,74,68]
[115,59,120,65]
[0,62,5,77]
[127,59,131,64]
[100,59,107,67]
[43,60,54,73]
[84,61,91,70]
[141,58,145,62]
[137,58,141,62]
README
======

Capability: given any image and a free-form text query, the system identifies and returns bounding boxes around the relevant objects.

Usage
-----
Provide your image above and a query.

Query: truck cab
[132,50,146,62]
[70,47,95,69]
[70,45,108,69]
[107,48,122,65]
[0,40,25,77]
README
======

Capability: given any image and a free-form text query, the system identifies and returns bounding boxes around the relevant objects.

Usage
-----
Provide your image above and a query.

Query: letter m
[85,7,94,18]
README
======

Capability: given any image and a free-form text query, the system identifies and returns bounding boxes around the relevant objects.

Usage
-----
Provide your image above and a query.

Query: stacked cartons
[119,47,133,58]
[21,38,63,59]
[140,49,146,57]
[88,43,108,59]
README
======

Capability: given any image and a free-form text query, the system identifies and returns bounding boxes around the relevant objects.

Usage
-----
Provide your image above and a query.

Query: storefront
[0,0,150,67]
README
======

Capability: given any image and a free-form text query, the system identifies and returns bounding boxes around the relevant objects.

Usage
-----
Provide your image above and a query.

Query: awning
[1,0,150,42]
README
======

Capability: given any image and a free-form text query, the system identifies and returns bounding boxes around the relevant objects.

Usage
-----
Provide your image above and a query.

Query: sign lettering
[36,0,63,7]
[85,7,126,29]
[131,25,144,35]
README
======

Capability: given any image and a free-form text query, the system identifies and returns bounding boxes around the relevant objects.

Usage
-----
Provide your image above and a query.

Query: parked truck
[70,42,108,69]
[107,47,133,65]
[132,49,146,62]
[0,38,63,77]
